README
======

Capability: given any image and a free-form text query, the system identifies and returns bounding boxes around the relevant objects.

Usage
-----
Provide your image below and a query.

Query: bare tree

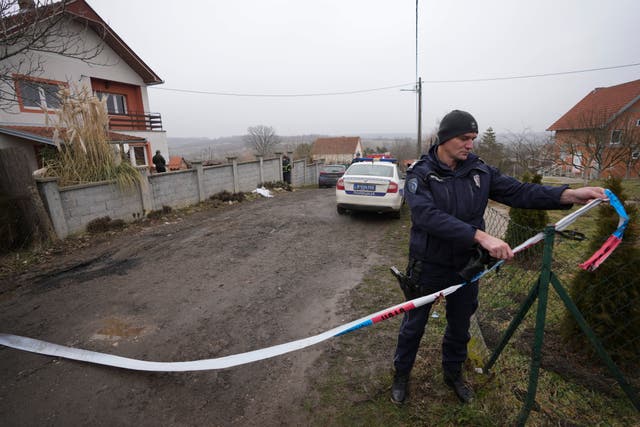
[293,142,312,160]
[388,137,415,164]
[503,129,553,177]
[1,0,106,111]
[618,119,640,179]
[244,125,280,157]
[555,110,638,181]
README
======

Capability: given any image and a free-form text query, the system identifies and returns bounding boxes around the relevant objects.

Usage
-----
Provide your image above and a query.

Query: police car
[336,157,405,218]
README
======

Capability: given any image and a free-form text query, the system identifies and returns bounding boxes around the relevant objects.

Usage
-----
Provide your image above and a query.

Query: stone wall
[37,156,322,238]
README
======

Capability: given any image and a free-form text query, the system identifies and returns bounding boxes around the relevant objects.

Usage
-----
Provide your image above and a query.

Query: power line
[149,62,640,98]
[150,82,415,97]
[421,62,640,84]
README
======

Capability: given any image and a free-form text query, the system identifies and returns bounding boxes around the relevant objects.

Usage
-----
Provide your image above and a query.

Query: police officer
[390,110,606,404]
[282,154,292,184]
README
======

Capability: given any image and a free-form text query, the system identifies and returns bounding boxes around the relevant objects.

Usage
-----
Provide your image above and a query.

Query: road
[0,188,397,426]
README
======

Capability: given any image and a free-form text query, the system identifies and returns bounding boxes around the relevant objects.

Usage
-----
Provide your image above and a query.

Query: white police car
[336,158,405,218]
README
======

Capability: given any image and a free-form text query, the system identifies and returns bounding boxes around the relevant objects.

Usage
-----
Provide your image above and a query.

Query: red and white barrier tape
[0,191,627,372]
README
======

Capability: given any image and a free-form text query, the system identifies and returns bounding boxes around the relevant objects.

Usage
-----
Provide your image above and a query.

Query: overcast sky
[88,0,640,139]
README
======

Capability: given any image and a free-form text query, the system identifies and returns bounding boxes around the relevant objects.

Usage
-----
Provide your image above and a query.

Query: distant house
[169,156,188,171]
[547,79,640,179]
[0,0,168,174]
[310,137,363,165]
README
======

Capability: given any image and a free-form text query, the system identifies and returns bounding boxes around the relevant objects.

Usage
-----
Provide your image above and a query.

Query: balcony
[108,112,163,131]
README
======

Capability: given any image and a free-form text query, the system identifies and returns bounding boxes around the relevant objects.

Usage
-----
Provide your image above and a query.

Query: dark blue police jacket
[405,145,570,274]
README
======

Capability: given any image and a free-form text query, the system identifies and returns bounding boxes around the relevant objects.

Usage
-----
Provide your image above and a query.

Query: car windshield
[322,165,346,173]
[346,163,394,177]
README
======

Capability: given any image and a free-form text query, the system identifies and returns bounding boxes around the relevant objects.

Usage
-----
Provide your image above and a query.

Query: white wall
[0,20,150,125]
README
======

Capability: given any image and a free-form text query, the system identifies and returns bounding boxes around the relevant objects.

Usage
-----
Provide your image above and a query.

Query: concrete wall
[150,169,199,209]
[38,157,323,238]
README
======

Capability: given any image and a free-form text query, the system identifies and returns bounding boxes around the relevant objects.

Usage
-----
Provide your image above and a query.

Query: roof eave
[65,0,164,85]
[0,126,56,145]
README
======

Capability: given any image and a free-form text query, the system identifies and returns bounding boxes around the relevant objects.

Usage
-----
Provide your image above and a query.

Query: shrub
[504,173,548,267]
[210,191,245,202]
[147,205,172,220]
[86,216,126,233]
[561,177,640,365]
[261,181,292,191]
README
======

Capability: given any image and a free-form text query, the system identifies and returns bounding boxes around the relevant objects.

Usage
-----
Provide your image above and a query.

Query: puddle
[91,316,150,341]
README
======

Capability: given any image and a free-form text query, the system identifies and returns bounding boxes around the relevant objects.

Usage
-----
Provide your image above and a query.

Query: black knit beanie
[437,110,478,144]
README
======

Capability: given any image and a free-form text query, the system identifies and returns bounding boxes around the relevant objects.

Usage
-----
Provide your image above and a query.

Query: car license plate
[353,183,376,192]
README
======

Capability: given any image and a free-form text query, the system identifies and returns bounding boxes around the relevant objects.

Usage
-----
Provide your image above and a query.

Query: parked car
[318,164,346,188]
[336,158,405,218]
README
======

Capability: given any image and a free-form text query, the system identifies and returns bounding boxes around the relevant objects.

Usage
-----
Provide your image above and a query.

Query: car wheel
[337,206,346,215]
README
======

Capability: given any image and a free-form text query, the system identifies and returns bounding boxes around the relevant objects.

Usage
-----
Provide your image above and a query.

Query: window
[16,77,64,111]
[610,130,622,145]
[132,146,146,165]
[346,163,394,177]
[96,91,128,115]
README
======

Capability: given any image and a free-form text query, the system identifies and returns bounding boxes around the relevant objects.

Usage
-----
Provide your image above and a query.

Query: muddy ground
[0,188,398,426]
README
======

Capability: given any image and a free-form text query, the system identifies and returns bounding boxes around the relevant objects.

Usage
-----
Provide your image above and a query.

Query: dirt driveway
[0,188,398,426]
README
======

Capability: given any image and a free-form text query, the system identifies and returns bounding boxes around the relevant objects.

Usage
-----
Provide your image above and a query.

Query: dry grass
[43,86,140,188]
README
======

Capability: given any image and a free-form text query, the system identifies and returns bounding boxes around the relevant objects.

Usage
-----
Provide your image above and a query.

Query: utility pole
[415,0,422,158]
[417,77,422,158]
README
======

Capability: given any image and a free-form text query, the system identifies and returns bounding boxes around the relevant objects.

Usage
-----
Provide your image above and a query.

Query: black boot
[443,371,474,403]
[391,371,409,404]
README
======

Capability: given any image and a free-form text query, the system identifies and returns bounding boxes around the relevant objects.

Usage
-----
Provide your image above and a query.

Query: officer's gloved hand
[458,245,498,282]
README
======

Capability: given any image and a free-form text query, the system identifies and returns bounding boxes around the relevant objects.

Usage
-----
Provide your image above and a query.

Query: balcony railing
[108,112,163,131]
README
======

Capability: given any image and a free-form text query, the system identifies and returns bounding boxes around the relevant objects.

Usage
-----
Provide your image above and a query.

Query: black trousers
[393,279,479,376]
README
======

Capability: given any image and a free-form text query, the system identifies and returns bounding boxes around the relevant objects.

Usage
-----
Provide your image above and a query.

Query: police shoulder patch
[407,178,419,194]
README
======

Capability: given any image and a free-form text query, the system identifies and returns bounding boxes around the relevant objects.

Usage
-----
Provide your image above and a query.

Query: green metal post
[516,226,556,426]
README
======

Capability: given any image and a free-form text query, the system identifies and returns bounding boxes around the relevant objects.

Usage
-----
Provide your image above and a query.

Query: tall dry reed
[44,86,141,188]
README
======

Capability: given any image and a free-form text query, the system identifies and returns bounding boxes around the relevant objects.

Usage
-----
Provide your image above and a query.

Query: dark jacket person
[390,110,606,405]
[153,150,167,173]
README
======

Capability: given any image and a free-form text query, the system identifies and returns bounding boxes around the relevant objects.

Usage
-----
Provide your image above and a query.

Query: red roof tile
[168,156,186,170]
[548,79,640,131]
[311,137,361,155]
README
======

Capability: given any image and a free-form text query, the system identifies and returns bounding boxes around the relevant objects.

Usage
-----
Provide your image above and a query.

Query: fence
[474,203,639,425]
[37,156,323,238]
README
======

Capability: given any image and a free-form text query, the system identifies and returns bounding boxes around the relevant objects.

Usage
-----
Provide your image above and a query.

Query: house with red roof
[0,0,167,173]
[547,79,640,179]
[168,155,188,171]
[310,136,363,165]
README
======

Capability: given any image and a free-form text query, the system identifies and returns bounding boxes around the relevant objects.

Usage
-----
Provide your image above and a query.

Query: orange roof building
[168,156,188,171]
[547,79,640,179]
[310,136,363,165]
[548,79,640,131]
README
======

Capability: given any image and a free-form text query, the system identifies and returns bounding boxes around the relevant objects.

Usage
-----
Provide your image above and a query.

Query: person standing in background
[153,150,167,173]
[282,154,292,184]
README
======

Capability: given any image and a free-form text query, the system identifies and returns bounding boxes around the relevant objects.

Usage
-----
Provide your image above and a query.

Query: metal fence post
[516,225,555,425]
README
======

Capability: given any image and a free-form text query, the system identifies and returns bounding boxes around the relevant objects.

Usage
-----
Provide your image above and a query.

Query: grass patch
[305,195,639,425]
